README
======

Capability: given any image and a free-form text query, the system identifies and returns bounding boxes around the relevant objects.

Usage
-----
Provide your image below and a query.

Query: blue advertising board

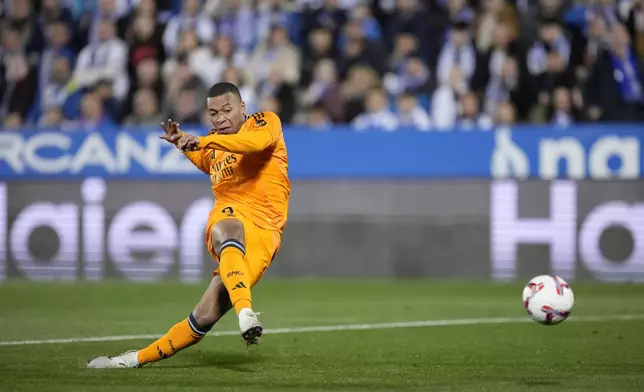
[0,124,641,180]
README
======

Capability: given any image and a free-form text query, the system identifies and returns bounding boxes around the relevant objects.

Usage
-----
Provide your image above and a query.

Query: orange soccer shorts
[205,204,281,286]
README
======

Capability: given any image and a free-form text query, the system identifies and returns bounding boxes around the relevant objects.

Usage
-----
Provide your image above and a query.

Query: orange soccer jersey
[182,111,290,233]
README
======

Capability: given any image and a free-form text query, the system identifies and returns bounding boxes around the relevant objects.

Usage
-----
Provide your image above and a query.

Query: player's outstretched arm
[179,113,282,154]
[160,119,211,174]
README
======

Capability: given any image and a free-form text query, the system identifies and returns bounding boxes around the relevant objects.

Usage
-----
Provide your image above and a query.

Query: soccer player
[86,82,290,369]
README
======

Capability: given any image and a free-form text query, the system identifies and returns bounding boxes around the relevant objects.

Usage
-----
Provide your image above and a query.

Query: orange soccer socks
[217,239,253,314]
[137,313,213,366]
[136,239,251,366]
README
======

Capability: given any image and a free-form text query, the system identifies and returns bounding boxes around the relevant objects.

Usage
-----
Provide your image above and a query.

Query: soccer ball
[522,275,574,325]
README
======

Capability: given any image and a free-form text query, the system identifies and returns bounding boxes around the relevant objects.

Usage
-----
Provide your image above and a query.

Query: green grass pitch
[0,279,643,391]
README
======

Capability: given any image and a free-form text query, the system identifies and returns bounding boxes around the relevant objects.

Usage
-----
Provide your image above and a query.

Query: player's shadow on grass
[164,350,263,372]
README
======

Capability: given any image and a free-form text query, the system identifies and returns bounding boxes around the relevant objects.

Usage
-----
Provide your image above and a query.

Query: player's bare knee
[214,219,245,243]
[212,219,245,257]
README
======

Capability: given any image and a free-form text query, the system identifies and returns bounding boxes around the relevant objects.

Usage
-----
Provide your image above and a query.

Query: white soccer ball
[522,275,574,325]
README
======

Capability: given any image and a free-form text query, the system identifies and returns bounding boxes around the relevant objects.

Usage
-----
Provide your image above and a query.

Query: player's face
[207,92,246,135]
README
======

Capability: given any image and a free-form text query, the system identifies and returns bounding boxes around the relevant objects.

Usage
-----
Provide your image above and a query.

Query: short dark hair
[3,22,21,35]
[538,16,561,28]
[398,91,416,100]
[208,82,241,100]
[100,16,116,26]
[309,102,326,113]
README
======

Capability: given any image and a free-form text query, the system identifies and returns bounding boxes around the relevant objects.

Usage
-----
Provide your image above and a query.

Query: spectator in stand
[30,54,82,125]
[519,0,565,45]
[166,85,202,124]
[122,57,164,119]
[125,12,165,76]
[0,54,38,128]
[432,67,470,129]
[444,0,476,25]
[474,22,531,118]
[478,23,537,121]
[200,106,212,129]
[349,3,382,42]
[537,0,566,21]
[300,0,347,43]
[2,113,23,129]
[86,0,132,46]
[39,0,74,31]
[92,79,122,121]
[258,68,296,123]
[5,0,43,55]
[246,24,301,88]
[455,92,494,130]
[395,92,432,130]
[38,106,66,128]
[72,18,129,101]
[587,0,621,30]
[352,88,398,131]
[205,0,256,54]
[258,94,280,114]
[527,17,574,103]
[384,56,432,96]
[221,66,257,113]
[38,21,75,94]
[300,27,336,86]
[626,0,644,59]
[493,101,517,125]
[475,0,519,53]
[336,18,386,77]
[386,0,427,55]
[72,90,116,129]
[341,64,381,122]
[163,0,214,56]
[190,35,247,88]
[163,55,207,120]
[586,23,644,121]
[436,20,476,90]
[1,24,24,64]
[124,88,163,126]
[306,103,333,128]
[119,0,163,30]
[426,0,468,66]
[583,15,609,72]
[387,33,420,78]
[301,58,345,122]
[254,0,301,47]
[550,86,579,127]
[162,29,200,82]
[0,0,642,130]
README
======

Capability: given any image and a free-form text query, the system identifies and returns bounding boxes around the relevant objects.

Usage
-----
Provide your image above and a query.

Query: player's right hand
[177,133,200,151]
[159,119,182,144]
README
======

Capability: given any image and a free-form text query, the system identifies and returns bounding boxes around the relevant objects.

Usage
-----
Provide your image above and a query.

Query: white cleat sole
[241,325,263,346]
[238,308,263,346]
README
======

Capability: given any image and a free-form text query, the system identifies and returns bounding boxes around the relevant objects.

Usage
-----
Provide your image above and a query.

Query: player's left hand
[177,133,200,151]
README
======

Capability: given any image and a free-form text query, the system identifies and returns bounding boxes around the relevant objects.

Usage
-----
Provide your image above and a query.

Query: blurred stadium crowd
[1,0,643,131]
